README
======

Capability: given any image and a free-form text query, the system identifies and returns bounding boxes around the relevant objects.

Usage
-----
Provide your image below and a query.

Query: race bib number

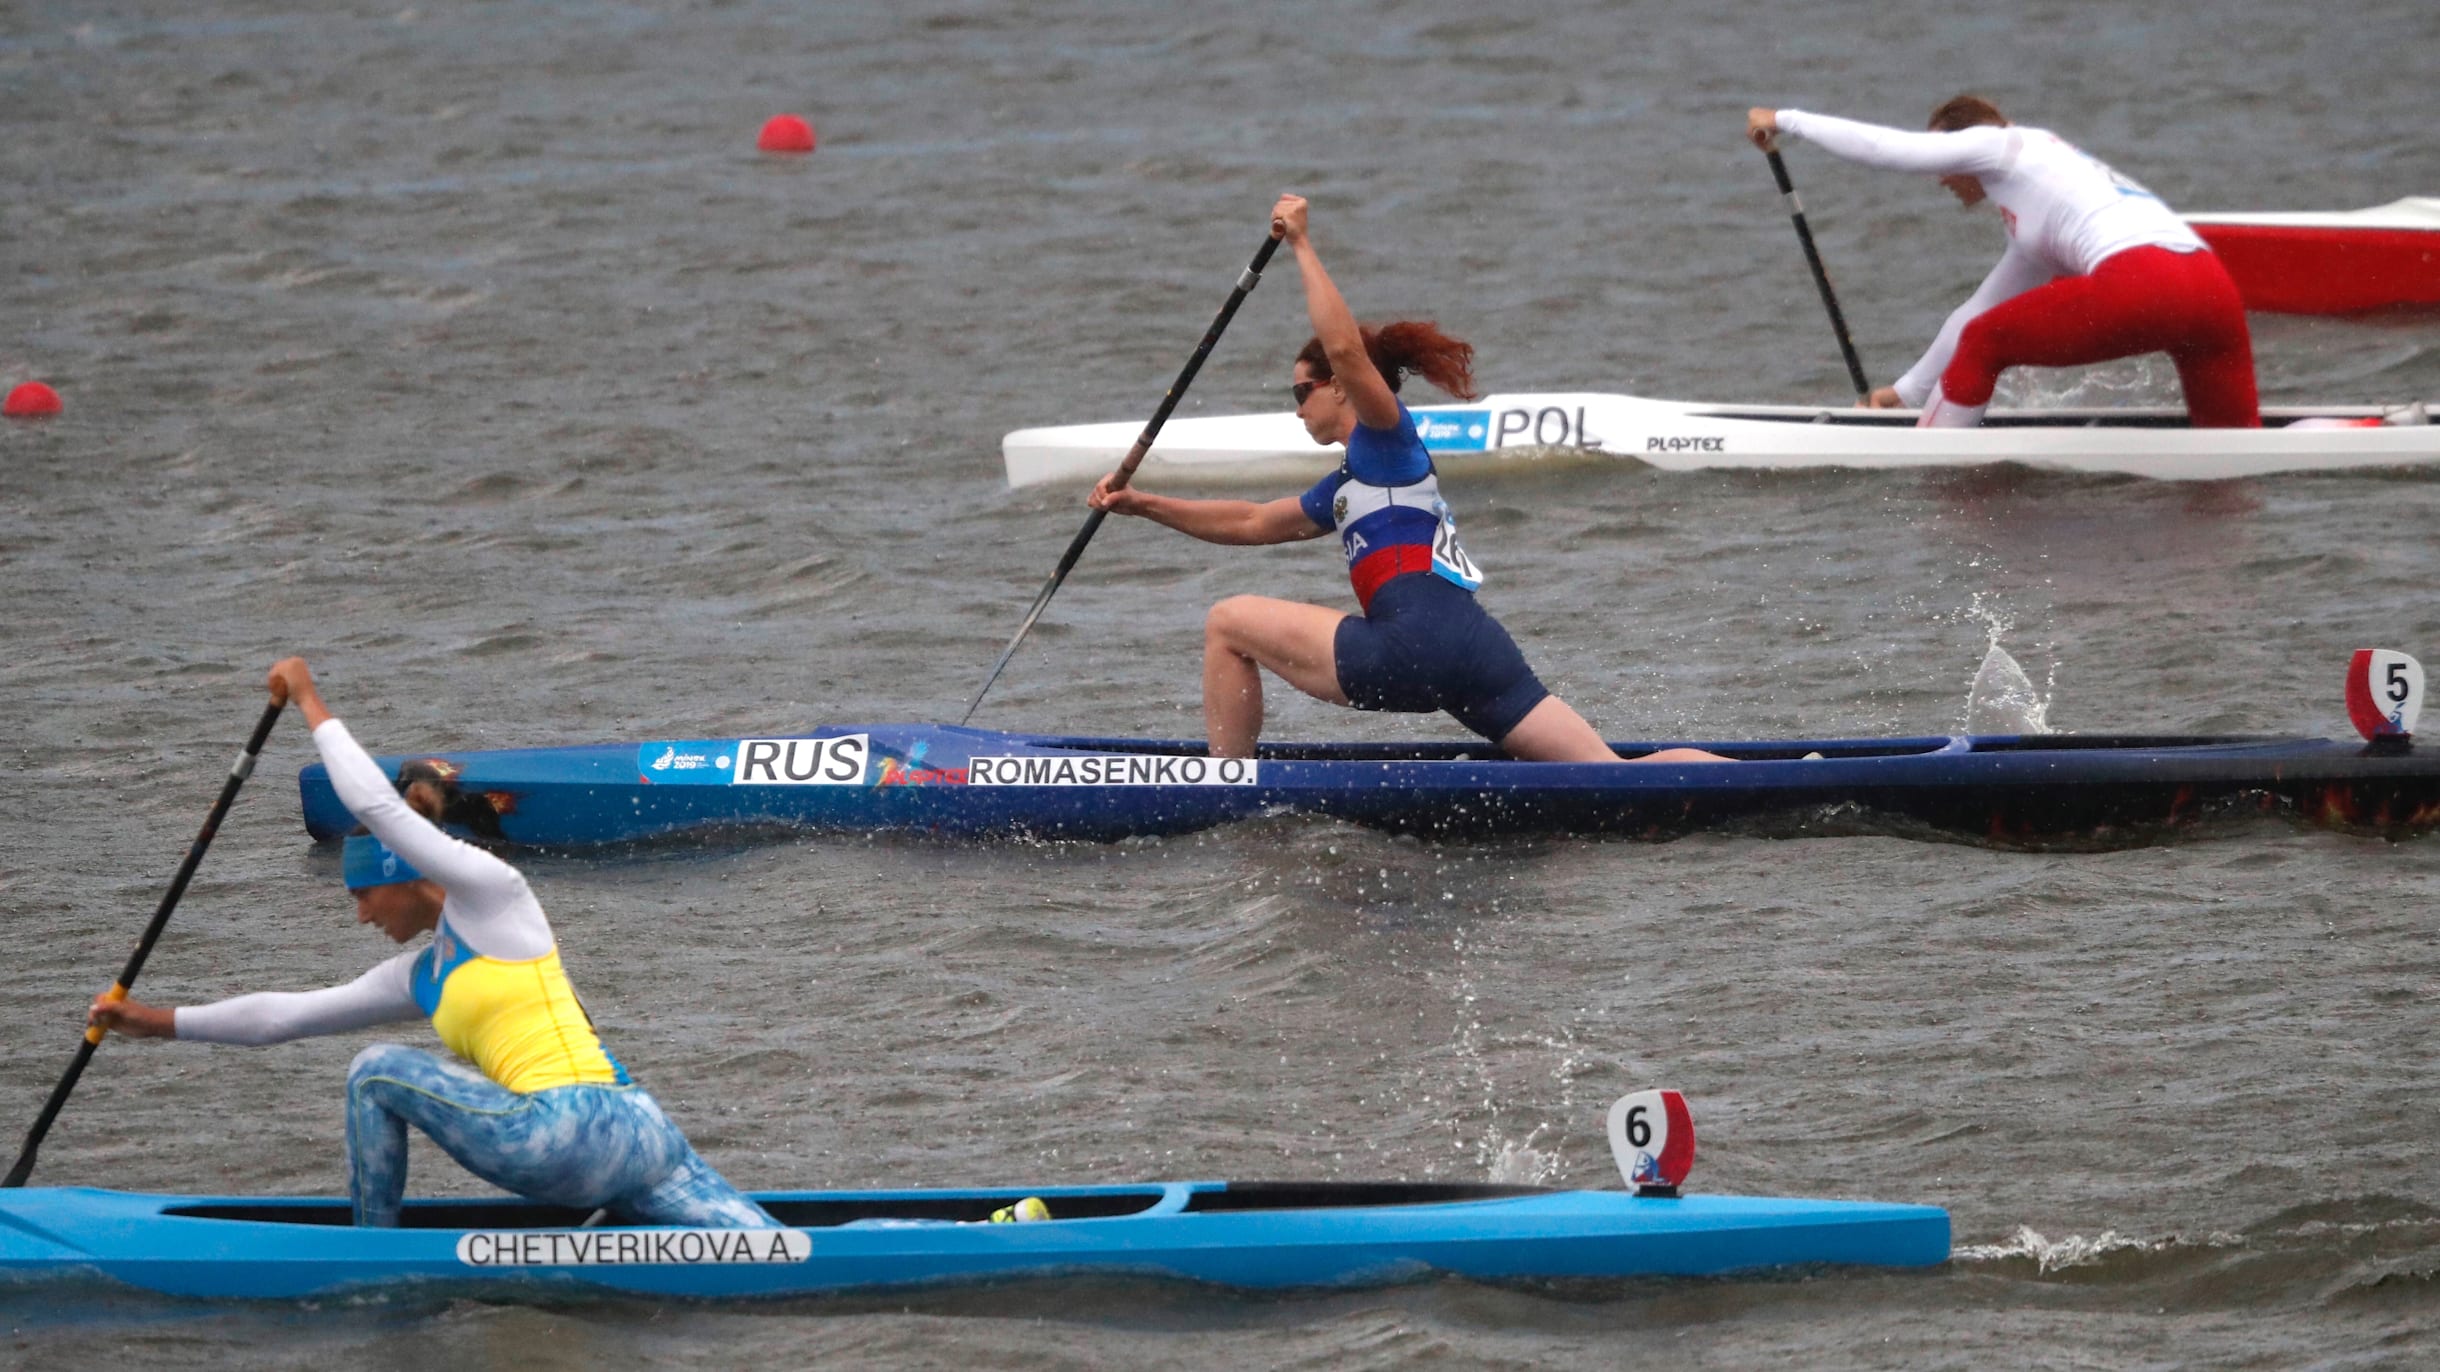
[1429,501,1483,588]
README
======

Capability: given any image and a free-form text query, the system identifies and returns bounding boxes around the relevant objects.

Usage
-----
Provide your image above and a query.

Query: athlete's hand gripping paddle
[1608,1089,1696,1198]
[3,700,285,1187]
[959,230,1284,726]
[1752,129,1874,400]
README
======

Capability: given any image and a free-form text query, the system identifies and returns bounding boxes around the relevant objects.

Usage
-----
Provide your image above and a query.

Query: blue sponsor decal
[636,740,736,785]
[1414,409,1491,452]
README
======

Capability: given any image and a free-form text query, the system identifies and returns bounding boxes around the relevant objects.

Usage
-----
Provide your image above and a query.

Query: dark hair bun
[395,758,506,838]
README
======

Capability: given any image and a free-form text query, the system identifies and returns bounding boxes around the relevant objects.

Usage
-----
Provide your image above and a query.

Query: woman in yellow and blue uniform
[89,657,776,1229]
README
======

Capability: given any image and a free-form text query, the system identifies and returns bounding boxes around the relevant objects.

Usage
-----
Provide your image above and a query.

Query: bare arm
[85,996,174,1039]
[267,656,335,730]
[1088,483,1327,546]
[1273,194,1401,431]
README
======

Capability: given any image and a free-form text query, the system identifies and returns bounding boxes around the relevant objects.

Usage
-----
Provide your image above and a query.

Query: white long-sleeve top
[174,718,555,1045]
[1775,109,2207,406]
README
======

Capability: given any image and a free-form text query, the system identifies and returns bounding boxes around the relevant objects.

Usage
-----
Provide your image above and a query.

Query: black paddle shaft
[3,699,284,1188]
[960,232,1284,726]
[1764,147,1874,399]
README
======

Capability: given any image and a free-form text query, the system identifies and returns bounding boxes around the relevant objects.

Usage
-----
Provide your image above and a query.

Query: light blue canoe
[0,1180,1949,1300]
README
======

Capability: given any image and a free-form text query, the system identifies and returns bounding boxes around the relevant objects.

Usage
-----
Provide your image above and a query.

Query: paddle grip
[79,985,129,1046]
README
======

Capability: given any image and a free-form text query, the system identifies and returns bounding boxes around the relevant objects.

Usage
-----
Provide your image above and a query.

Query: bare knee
[1205,596,1268,650]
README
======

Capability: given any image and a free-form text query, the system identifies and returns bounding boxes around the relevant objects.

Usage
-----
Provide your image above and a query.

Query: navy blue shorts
[1333,574,1551,742]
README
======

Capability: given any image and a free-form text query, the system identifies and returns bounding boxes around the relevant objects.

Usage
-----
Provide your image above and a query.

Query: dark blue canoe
[0,1180,1948,1300]
[296,724,2440,848]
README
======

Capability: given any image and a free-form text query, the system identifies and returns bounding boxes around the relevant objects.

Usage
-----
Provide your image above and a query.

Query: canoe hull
[0,1183,1949,1300]
[1002,392,2440,487]
[2187,199,2440,315]
[296,726,2440,848]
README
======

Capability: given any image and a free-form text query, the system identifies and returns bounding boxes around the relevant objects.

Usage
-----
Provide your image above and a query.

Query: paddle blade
[1607,1089,1695,1195]
[2346,648,2424,740]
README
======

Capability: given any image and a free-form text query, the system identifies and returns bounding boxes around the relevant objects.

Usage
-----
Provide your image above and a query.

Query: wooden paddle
[1761,145,1874,399]
[959,229,1284,726]
[3,699,285,1188]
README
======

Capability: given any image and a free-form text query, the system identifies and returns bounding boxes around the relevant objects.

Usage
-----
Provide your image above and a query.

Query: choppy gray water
[6,1,2440,1366]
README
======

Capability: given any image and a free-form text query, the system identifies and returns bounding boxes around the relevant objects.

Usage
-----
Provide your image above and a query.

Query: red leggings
[1944,245,2260,427]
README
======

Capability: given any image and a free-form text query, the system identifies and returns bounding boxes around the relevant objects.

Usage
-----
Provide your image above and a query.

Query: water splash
[1955,1226,2146,1272]
[1958,594,2053,735]
[1995,353,2178,409]
[1437,928,1588,1186]
[1967,642,2051,735]
[1484,1129,1563,1186]
[1957,590,2016,651]
[1954,1225,2218,1273]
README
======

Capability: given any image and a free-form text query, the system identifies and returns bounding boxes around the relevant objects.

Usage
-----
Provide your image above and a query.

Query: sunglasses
[1291,378,1332,406]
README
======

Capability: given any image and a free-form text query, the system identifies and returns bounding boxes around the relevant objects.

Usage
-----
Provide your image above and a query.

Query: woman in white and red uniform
[1747,95,2259,429]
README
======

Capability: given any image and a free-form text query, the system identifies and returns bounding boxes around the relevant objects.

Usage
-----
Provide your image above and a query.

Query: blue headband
[342,833,423,890]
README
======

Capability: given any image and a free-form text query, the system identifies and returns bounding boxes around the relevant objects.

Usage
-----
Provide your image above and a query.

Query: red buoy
[3,381,61,419]
[757,114,816,154]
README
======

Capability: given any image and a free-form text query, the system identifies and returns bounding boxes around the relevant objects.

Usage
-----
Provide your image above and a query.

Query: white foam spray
[1955,1224,2242,1274]
[1953,1226,2157,1272]
[1960,595,2054,735]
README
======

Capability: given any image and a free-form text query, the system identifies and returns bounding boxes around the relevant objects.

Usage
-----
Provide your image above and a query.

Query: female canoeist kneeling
[86,658,777,1230]
[1746,97,2258,430]
[1091,194,1723,763]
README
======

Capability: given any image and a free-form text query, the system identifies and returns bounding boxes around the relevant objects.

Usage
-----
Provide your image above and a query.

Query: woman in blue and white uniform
[87,657,777,1229]
[1091,195,1722,763]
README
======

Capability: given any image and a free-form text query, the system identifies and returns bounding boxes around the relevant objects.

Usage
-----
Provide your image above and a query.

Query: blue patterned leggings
[345,1043,778,1229]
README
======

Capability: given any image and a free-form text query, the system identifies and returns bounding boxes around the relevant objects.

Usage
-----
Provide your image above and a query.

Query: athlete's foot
[1917,384,1987,429]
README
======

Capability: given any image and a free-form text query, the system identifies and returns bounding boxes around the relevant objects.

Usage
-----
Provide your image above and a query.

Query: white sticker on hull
[1495,404,1606,449]
[456,1228,812,1267]
[637,735,870,786]
[733,735,869,785]
[967,755,1259,787]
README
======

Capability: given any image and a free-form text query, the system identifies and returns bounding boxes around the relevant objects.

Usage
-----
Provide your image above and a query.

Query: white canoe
[1003,392,2439,488]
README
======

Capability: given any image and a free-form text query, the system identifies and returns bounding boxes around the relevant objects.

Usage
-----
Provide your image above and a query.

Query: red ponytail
[1928,94,2007,131]
[1296,320,1478,401]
